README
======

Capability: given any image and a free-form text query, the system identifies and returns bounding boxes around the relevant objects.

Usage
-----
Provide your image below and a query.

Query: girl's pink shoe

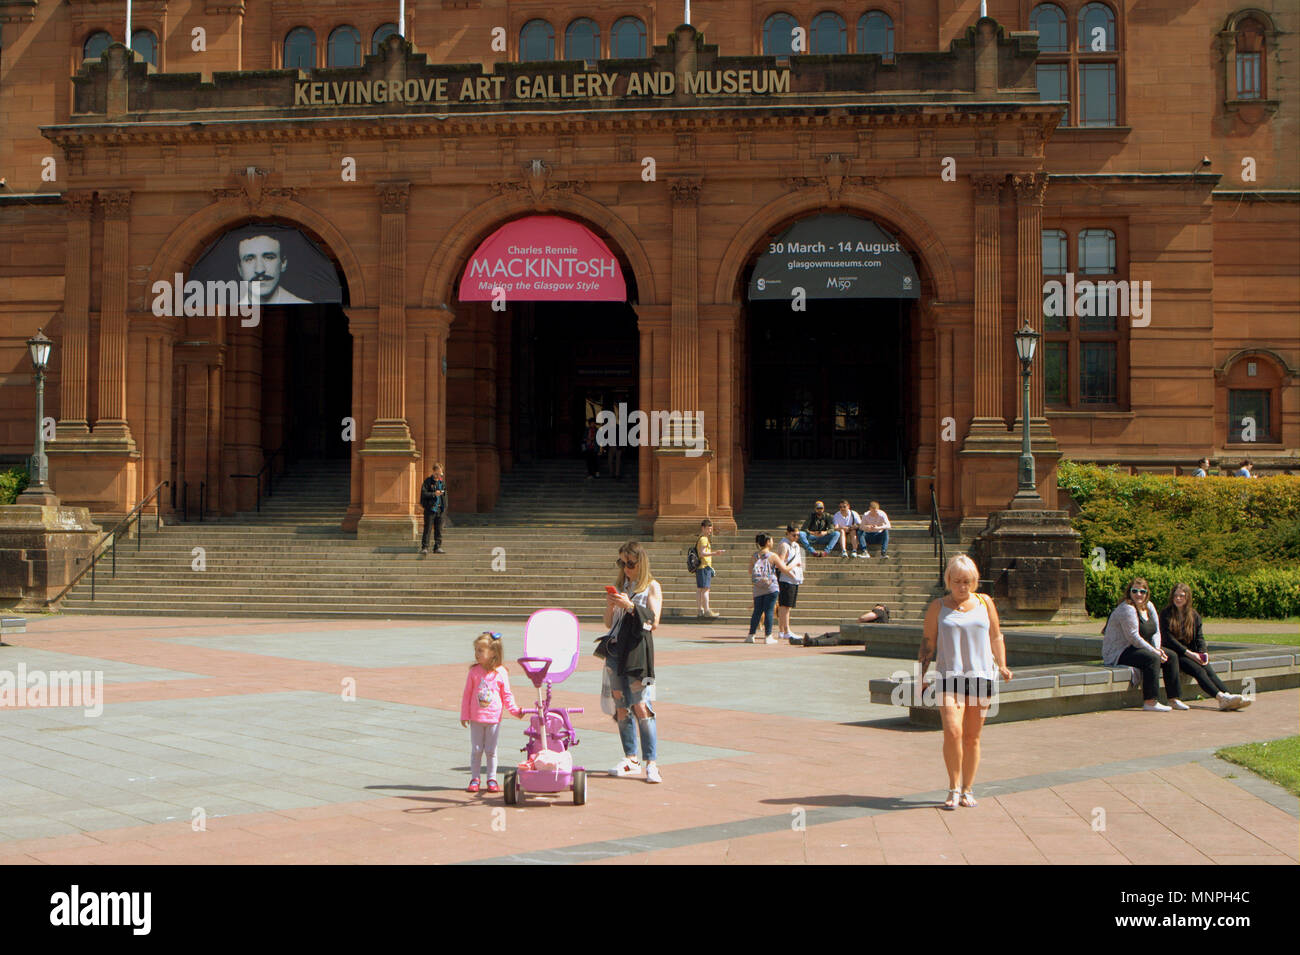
[486,780,500,793]
[466,779,480,793]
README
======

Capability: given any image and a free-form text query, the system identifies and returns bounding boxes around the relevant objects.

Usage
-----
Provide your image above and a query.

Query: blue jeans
[798,530,840,554]
[856,528,889,555]
[749,591,778,636]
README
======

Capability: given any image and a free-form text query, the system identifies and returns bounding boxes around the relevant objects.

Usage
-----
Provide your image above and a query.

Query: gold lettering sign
[292,70,789,106]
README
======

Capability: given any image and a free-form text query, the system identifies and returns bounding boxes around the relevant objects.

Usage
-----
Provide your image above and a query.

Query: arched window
[131,29,157,66]
[810,12,846,54]
[762,13,799,56]
[1078,2,1116,51]
[1030,4,1067,52]
[83,31,113,61]
[857,11,894,57]
[1234,17,1265,99]
[372,23,399,54]
[284,27,316,70]
[610,17,647,58]
[566,18,600,61]
[519,19,555,61]
[328,25,361,67]
[1223,354,1283,445]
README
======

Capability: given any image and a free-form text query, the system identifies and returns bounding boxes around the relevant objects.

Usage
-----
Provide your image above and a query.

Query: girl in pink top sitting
[459,632,523,794]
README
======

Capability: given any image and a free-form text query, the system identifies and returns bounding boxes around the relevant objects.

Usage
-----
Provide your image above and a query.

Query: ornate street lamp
[1011,323,1043,507]
[20,329,56,504]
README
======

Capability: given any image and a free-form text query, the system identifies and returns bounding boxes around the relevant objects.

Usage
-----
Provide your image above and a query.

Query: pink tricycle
[503,608,587,806]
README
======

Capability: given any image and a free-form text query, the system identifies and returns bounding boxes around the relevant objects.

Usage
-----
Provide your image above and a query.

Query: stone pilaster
[970,174,1003,430]
[94,190,136,448]
[669,177,702,422]
[1013,172,1049,420]
[57,191,95,437]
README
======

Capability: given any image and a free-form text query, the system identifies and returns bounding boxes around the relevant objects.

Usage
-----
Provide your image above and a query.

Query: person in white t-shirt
[856,501,891,558]
[775,523,805,643]
[830,500,860,559]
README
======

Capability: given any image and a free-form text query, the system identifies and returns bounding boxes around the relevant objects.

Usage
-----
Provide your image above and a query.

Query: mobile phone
[605,585,619,595]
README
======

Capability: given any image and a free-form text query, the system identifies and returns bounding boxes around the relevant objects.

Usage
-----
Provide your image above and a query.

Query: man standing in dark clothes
[419,462,447,555]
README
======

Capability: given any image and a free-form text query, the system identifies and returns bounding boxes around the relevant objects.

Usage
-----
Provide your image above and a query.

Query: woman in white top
[919,554,1012,810]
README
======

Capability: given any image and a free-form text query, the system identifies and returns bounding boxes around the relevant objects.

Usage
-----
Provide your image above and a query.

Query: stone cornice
[43,104,1063,148]
[0,0,38,24]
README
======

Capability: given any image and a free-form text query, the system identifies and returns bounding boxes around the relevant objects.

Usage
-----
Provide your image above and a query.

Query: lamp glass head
[27,330,52,370]
[1013,324,1040,362]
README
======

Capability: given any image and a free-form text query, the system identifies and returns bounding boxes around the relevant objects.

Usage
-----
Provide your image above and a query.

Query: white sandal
[959,789,978,808]
[943,788,960,811]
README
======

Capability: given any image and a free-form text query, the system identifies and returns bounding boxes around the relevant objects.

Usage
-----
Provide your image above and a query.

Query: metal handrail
[50,480,169,605]
[230,442,290,514]
[929,485,947,587]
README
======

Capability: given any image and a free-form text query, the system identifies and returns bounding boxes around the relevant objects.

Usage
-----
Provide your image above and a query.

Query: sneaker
[486,779,500,793]
[704,610,720,618]
[645,763,662,784]
[433,546,445,554]
[1142,701,1171,712]
[1217,692,1233,710]
[764,635,779,644]
[1169,699,1189,711]
[1223,693,1250,711]
[466,779,480,793]
[610,757,641,777]
[419,548,429,555]
[744,634,757,644]
[862,552,872,559]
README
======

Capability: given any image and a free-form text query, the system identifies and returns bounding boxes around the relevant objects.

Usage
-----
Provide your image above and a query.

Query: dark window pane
[131,30,157,66]
[1079,342,1117,404]
[1078,2,1116,51]
[566,18,600,61]
[1237,53,1261,99]
[284,28,316,70]
[1036,63,1068,106]
[1031,4,1067,53]
[1079,62,1116,126]
[1045,342,1069,404]
[84,31,113,61]
[811,12,846,54]
[520,20,555,61]
[372,23,398,54]
[328,26,361,68]
[1078,229,1115,274]
[611,18,647,58]
[857,11,894,56]
[763,13,798,56]
[1082,281,1123,330]
[1229,390,1271,441]
[1042,229,1068,274]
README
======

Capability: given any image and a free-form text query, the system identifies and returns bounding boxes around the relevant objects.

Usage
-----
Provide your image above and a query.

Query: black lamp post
[18,329,57,505]
[1011,323,1043,507]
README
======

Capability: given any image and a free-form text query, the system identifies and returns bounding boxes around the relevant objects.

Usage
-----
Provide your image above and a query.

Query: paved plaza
[0,616,1295,865]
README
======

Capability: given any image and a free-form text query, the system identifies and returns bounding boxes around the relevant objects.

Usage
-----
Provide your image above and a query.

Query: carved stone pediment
[211,166,297,211]
[787,154,877,203]
[490,160,586,204]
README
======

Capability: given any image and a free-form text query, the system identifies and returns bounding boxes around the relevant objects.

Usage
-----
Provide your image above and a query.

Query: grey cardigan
[1101,601,1162,666]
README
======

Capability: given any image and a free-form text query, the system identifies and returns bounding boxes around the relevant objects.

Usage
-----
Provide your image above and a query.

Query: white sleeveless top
[935,598,997,679]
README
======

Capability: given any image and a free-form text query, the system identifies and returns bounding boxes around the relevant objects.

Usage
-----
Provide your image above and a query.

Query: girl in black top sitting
[1158,583,1250,711]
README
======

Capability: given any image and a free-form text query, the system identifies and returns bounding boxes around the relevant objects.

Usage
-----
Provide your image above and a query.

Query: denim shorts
[695,566,715,589]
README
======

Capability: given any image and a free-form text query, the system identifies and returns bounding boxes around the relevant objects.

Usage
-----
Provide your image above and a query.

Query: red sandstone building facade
[1,0,1296,539]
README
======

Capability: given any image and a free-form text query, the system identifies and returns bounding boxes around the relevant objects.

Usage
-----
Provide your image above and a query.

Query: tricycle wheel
[573,770,587,806]
[504,772,518,805]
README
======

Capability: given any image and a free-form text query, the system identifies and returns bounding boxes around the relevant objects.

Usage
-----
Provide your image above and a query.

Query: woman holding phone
[602,541,664,783]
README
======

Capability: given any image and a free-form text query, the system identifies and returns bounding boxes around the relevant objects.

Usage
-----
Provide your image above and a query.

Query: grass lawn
[1216,737,1300,797]
[1210,632,1300,647]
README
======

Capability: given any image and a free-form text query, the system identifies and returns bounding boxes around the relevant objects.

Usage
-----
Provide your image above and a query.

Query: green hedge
[0,466,29,506]
[1059,461,1300,573]
[1086,560,1300,620]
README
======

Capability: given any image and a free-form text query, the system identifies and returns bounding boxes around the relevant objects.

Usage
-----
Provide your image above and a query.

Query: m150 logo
[826,276,856,291]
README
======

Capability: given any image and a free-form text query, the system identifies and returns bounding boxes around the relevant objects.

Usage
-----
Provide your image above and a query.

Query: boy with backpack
[689,519,725,618]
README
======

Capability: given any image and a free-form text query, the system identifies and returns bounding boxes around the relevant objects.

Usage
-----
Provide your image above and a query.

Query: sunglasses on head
[1130,588,1148,596]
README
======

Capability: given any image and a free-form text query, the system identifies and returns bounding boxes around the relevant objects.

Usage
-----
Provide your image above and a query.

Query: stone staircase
[62,457,951,624]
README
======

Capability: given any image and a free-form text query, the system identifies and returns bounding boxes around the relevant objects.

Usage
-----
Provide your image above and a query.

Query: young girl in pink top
[459,632,523,793]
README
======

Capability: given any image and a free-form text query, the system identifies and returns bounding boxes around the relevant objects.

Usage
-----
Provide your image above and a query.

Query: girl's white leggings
[469,721,501,780]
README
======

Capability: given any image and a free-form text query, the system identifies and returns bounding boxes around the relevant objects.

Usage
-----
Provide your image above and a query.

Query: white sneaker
[1170,699,1190,711]
[645,763,662,784]
[1225,693,1250,711]
[610,757,642,777]
[1142,701,1171,712]
[744,634,756,644]
[1217,693,1234,710]
[764,635,779,644]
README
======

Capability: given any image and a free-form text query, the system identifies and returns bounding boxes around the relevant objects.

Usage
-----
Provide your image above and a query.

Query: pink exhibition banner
[458,216,627,302]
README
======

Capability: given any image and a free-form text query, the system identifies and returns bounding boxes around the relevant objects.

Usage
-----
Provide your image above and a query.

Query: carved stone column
[357,182,419,541]
[57,191,94,437]
[970,174,1003,430]
[95,190,136,447]
[669,177,702,423]
[1013,172,1049,420]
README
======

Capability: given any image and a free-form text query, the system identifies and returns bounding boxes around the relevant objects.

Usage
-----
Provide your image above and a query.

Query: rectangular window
[1237,53,1261,99]
[1079,63,1117,127]
[1078,229,1116,274]
[1036,63,1069,109]
[1229,390,1271,441]
[1079,343,1117,405]
[1045,342,1068,406]
[833,401,860,432]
